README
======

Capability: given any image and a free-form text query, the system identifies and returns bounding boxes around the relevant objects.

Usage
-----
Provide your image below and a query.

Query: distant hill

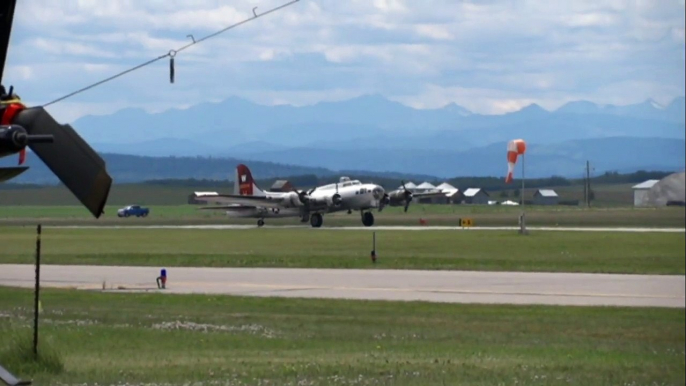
[61,94,685,180]
[71,94,685,157]
[2,135,682,184]
[0,152,440,185]
[3,93,684,183]
[232,137,686,178]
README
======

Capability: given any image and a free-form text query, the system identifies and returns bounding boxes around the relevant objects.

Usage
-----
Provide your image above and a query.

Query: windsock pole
[520,154,528,235]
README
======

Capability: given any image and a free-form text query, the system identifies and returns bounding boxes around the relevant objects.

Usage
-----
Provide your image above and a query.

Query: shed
[462,188,490,205]
[533,189,559,205]
[270,180,295,192]
[632,180,660,207]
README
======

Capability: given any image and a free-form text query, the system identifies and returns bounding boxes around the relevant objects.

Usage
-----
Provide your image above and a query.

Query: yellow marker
[459,218,474,227]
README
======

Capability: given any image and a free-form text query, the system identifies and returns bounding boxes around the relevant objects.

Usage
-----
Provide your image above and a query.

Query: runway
[1,264,683,308]
[42,224,686,232]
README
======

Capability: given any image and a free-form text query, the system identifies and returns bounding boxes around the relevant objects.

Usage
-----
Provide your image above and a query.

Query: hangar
[435,182,460,204]
[635,172,686,207]
[632,180,660,207]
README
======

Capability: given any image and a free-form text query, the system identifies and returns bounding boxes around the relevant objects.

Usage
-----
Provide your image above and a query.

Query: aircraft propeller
[297,186,317,206]
[401,180,413,212]
[331,182,342,206]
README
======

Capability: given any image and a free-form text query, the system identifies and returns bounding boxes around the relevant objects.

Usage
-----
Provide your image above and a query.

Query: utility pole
[33,224,42,358]
[586,160,591,208]
[584,162,588,207]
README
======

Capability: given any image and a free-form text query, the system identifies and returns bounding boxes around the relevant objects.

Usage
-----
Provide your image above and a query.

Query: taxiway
[42,225,686,232]
[1,264,683,308]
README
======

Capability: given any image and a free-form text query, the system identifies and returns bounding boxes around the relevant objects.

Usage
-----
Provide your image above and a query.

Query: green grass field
[1,204,684,228]
[1,286,683,386]
[1,227,683,274]
[2,180,684,228]
[0,182,637,206]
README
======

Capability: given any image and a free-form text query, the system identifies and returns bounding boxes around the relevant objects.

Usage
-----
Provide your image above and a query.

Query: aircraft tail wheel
[257,219,265,227]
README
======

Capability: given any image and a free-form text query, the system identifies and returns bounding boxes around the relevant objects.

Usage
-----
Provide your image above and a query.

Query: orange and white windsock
[506,139,526,184]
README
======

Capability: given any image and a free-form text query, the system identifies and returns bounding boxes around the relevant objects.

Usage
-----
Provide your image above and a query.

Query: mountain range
[76,94,685,152]
[2,152,441,185]
[2,94,684,182]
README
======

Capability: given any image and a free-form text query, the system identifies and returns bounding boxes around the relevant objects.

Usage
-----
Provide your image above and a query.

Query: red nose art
[236,164,254,196]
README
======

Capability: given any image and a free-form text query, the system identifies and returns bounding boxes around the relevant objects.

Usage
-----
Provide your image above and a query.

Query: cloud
[4,0,684,121]
[561,12,618,27]
[372,0,408,13]
[414,24,453,40]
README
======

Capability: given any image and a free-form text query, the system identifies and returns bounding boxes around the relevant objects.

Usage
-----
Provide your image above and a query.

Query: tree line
[137,170,675,192]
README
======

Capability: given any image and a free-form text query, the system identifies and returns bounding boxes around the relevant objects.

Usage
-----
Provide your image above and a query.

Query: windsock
[506,139,526,184]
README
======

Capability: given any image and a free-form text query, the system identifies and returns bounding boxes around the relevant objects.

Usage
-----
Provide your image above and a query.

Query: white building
[632,180,660,207]
[397,181,417,191]
[434,182,460,204]
[415,182,437,192]
[435,182,458,196]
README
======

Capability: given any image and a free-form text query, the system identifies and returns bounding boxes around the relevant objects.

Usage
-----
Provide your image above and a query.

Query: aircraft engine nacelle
[326,193,343,207]
[386,190,409,206]
[306,197,329,209]
[284,191,305,208]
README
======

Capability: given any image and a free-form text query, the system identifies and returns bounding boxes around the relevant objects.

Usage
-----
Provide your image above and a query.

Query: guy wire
[42,0,300,108]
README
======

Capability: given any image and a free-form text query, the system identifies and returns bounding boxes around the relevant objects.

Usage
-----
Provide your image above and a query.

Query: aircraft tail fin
[234,164,265,196]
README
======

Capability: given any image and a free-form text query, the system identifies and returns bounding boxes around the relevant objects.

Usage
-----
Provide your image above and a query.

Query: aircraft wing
[411,190,447,198]
[0,166,28,182]
[192,193,285,208]
[198,205,255,210]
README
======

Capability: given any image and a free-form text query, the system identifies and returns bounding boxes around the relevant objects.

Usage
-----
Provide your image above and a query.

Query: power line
[42,0,300,108]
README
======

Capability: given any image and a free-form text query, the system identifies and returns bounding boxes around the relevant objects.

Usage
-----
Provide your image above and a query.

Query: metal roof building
[435,182,458,193]
[632,180,660,207]
[398,181,417,190]
[270,180,295,192]
[533,189,559,205]
[632,173,685,207]
[415,182,437,192]
[462,188,490,204]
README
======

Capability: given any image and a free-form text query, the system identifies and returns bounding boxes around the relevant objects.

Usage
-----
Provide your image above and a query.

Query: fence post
[33,224,41,358]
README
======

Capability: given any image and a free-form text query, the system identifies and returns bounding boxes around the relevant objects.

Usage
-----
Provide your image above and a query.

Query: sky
[3,0,685,122]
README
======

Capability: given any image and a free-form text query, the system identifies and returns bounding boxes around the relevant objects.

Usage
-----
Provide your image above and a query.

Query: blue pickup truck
[117,205,149,218]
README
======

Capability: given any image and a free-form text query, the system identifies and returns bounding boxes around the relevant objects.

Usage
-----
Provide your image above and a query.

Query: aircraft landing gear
[310,213,323,228]
[361,211,374,227]
[257,219,265,227]
[301,213,310,223]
